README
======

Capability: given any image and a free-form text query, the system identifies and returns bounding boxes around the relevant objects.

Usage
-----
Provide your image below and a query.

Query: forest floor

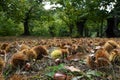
[0,36,120,80]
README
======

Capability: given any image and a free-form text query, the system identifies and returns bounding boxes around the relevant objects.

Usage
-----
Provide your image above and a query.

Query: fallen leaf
[64,66,81,72]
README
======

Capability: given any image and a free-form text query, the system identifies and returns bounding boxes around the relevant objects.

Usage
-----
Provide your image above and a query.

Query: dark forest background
[0,0,120,38]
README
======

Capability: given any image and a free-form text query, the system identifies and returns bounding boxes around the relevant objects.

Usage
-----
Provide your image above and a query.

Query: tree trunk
[97,30,100,37]
[84,28,89,37]
[105,17,119,37]
[76,19,86,37]
[68,24,73,36]
[22,6,34,36]
[49,26,55,37]
[23,17,30,35]
[100,20,103,37]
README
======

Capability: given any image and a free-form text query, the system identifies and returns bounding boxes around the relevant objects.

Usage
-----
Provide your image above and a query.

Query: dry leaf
[64,66,81,72]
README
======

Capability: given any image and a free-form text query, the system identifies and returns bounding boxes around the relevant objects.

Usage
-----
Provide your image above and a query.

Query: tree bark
[49,26,55,37]
[106,18,115,37]
[68,24,73,36]
[84,28,89,37]
[100,20,103,37]
[76,19,86,37]
[22,6,34,36]
[23,17,30,35]
[105,17,120,37]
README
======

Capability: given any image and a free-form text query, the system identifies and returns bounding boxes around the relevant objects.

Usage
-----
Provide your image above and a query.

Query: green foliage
[86,70,103,78]
[0,0,119,37]
[45,63,104,80]
[71,69,104,80]
[59,26,70,37]
[45,64,65,78]
[30,20,49,36]
[0,12,23,36]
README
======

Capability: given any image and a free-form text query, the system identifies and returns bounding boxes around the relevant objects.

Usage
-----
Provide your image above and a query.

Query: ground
[0,36,120,80]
